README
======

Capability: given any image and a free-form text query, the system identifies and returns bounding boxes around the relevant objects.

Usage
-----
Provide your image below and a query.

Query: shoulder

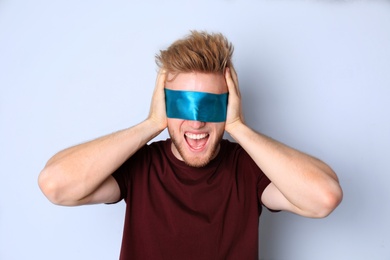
[218,139,250,165]
[220,139,250,159]
[147,139,171,157]
[133,139,170,156]
[220,139,241,151]
[220,139,266,176]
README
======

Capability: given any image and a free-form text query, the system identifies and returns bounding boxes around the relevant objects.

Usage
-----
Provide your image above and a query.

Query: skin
[165,72,227,167]
[38,68,343,218]
[224,68,342,217]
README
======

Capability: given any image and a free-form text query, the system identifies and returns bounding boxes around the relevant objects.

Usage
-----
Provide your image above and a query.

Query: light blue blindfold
[165,89,228,122]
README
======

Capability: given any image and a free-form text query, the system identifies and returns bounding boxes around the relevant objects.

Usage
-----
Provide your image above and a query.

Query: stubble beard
[170,132,223,168]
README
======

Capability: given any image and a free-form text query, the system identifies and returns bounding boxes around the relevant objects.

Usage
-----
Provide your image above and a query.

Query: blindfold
[165,89,228,122]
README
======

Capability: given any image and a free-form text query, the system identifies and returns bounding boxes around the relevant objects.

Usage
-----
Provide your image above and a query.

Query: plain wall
[1,1,389,259]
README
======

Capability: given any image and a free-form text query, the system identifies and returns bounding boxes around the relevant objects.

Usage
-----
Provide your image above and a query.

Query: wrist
[143,117,166,136]
[225,120,246,139]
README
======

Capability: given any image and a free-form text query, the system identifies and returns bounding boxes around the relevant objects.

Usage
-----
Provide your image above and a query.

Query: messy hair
[155,30,234,74]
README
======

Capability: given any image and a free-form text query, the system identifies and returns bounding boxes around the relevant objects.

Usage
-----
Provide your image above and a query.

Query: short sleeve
[111,145,149,203]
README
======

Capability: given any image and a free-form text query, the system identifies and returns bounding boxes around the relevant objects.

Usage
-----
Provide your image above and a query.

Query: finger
[225,67,235,93]
[229,66,239,89]
[225,67,241,98]
[156,69,167,89]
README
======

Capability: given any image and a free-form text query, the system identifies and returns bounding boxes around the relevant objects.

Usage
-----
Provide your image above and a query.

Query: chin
[179,146,215,168]
[172,139,218,168]
[183,156,212,168]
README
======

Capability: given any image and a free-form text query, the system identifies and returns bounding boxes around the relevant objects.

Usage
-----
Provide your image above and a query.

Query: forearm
[38,119,163,205]
[223,67,341,217]
[228,123,342,216]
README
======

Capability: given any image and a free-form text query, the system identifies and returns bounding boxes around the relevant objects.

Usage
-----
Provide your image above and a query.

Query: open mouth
[185,132,209,151]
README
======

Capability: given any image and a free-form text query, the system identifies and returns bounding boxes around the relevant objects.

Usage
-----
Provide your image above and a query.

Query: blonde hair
[156,30,234,74]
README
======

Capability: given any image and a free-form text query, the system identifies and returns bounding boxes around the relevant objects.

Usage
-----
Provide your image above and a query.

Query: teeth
[185,133,208,140]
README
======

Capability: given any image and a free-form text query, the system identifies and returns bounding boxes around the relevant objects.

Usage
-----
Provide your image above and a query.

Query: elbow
[38,168,62,205]
[38,167,75,206]
[312,184,343,218]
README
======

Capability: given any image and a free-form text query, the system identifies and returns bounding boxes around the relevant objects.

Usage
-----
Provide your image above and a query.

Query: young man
[39,31,342,259]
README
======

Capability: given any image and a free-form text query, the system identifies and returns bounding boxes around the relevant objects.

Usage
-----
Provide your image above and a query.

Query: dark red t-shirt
[112,139,271,259]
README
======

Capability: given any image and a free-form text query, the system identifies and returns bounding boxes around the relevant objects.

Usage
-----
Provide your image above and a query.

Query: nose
[187,120,206,129]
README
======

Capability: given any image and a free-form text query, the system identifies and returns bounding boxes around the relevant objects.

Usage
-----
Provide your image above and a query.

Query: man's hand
[225,66,245,133]
[38,70,170,206]
[147,69,168,131]
[223,67,342,217]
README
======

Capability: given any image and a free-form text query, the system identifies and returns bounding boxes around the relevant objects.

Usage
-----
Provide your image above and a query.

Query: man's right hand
[147,69,167,132]
[38,70,169,206]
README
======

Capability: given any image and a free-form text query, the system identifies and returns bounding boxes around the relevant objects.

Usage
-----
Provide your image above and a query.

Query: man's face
[165,72,227,168]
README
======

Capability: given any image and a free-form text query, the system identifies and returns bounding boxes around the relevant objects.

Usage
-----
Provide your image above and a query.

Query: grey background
[1,1,389,259]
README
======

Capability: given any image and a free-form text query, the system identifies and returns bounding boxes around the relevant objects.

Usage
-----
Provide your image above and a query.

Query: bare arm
[38,70,167,206]
[224,67,343,218]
